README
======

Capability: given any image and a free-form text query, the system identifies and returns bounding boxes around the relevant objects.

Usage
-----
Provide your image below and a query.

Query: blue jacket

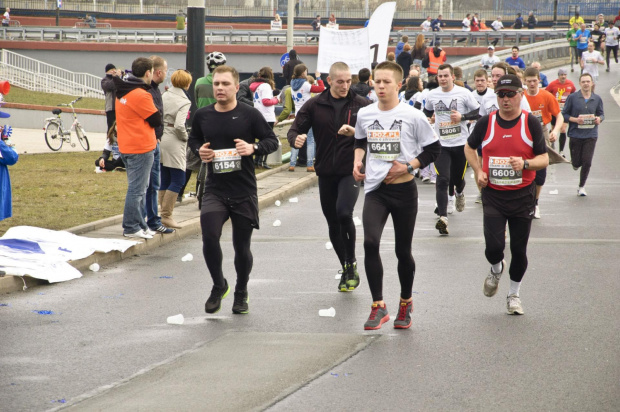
[0,140,18,221]
[540,72,549,87]
[562,90,604,139]
[395,41,405,58]
[505,56,526,69]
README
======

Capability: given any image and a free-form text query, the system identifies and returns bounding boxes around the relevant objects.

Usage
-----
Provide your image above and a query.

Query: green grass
[4,86,105,110]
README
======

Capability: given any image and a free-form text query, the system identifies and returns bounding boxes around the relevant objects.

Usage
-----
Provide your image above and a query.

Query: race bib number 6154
[213,148,242,174]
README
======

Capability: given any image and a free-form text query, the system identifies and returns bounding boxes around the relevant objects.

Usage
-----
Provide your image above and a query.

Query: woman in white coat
[160,69,192,229]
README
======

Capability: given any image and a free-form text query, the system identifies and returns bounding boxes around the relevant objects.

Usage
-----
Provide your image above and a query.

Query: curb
[0,167,316,295]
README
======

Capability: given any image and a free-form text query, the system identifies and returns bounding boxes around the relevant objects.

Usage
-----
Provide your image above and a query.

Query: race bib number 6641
[367,130,401,161]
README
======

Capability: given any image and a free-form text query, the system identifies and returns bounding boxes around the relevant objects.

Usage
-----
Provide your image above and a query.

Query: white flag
[366,2,397,66]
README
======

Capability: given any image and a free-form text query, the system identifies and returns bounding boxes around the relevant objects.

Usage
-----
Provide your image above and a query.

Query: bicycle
[44,97,90,151]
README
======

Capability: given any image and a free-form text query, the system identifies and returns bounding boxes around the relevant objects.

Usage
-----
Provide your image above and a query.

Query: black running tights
[363,180,418,302]
[435,145,467,216]
[606,45,619,67]
[318,175,360,266]
[201,211,254,292]
[569,137,597,187]
[484,215,532,283]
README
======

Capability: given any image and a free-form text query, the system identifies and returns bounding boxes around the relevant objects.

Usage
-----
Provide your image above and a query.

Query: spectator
[113,57,162,239]
[396,43,413,76]
[399,75,422,107]
[386,52,395,61]
[294,1,299,16]
[453,66,472,91]
[195,51,226,108]
[395,35,409,58]
[350,67,373,99]
[2,8,10,27]
[423,43,446,75]
[0,121,18,222]
[250,67,280,169]
[569,11,584,27]
[328,13,336,25]
[84,14,97,28]
[527,11,537,29]
[176,9,186,30]
[237,71,257,107]
[282,49,303,85]
[310,15,321,41]
[512,12,524,29]
[160,69,192,229]
[95,123,125,172]
[101,63,118,133]
[274,13,281,22]
[506,46,526,69]
[411,33,427,66]
[531,61,548,87]
[421,16,432,32]
[491,16,504,31]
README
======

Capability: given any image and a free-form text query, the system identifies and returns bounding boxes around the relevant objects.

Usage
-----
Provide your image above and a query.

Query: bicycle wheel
[44,122,63,151]
[75,125,90,151]
[196,162,208,210]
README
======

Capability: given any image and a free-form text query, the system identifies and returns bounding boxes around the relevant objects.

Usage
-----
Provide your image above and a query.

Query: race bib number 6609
[213,148,242,174]
[488,156,522,186]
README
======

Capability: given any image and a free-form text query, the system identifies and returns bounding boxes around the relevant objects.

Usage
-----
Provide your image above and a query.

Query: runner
[479,62,531,116]
[604,21,620,72]
[574,23,591,65]
[523,67,563,219]
[352,61,440,330]
[288,62,371,292]
[187,65,279,315]
[472,69,495,203]
[424,64,480,235]
[464,74,549,315]
[561,73,605,197]
[505,46,526,69]
[546,68,576,156]
[567,22,580,72]
[480,46,500,70]
[580,41,605,83]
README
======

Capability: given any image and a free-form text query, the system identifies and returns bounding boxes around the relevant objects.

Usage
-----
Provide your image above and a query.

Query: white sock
[509,281,521,296]
[448,195,455,201]
[491,261,503,274]
[456,191,464,197]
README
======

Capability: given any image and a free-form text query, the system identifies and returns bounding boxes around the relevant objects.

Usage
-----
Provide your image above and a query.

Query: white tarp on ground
[0,226,138,283]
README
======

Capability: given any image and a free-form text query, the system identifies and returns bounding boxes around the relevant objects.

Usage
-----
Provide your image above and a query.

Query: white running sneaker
[484,259,505,297]
[578,187,587,197]
[123,229,153,239]
[455,193,466,212]
[447,199,455,214]
[533,205,541,219]
[435,216,449,235]
[144,228,156,236]
[507,294,524,315]
[422,176,430,183]
[475,193,482,204]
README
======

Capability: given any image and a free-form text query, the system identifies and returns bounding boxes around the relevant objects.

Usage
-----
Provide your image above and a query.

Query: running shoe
[475,193,482,204]
[123,229,153,239]
[484,259,505,297]
[232,290,249,314]
[422,176,430,184]
[393,300,413,329]
[578,187,587,197]
[205,279,230,314]
[533,205,541,219]
[338,269,348,292]
[364,303,390,330]
[507,294,524,315]
[345,262,360,290]
[435,216,449,235]
[447,198,455,214]
[455,193,466,212]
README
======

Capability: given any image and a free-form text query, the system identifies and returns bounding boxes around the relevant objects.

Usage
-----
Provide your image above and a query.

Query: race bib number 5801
[367,130,401,161]
[488,156,522,186]
[213,148,242,174]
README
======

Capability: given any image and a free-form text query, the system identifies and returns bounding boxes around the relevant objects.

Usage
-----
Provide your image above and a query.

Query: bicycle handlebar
[57,97,83,107]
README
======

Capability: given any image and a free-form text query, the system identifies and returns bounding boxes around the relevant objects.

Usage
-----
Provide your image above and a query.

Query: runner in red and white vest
[464,74,549,316]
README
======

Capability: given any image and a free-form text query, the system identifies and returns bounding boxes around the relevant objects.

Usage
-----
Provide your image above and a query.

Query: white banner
[366,2,396,67]
[316,2,395,74]
[316,27,370,73]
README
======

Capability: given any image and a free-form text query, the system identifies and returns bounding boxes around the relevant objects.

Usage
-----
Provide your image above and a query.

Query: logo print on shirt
[435,99,458,114]
[232,116,239,119]
[487,104,498,113]
[367,120,384,130]
[390,120,403,131]
[502,134,512,139]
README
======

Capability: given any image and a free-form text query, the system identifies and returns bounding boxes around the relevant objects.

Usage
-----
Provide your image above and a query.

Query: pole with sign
[56,0,61,26]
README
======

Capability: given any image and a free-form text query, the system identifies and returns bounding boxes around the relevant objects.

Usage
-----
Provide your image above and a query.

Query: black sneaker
[232,290,249,314]
[393,300,413,329]
[363,303,390,330]
[205,279,230,314]
[345,262,360,290]
[338,269,348,292]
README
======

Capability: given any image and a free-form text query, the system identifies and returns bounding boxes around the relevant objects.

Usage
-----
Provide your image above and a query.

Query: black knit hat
[105,63,116,72]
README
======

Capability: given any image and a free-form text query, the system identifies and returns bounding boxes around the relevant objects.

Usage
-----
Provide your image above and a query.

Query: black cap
[495,74,522,92]
[105,63,116,72]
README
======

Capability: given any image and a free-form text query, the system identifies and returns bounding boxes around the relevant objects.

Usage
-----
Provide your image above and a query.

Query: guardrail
[74,22,112,29]
[6,20,20,27]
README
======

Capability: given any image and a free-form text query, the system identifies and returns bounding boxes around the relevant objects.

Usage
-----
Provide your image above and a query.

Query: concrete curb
[0,167,316,294]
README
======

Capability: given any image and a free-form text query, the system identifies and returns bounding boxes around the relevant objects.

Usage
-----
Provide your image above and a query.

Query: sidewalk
[0,164,318,294]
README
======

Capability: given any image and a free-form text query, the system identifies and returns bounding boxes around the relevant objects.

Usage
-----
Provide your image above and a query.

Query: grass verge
[4,86,105,110]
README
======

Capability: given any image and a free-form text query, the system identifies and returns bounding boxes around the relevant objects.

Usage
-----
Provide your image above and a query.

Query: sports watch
[407,164,414,174]
[253,143,259,152]
[523,160,529,170]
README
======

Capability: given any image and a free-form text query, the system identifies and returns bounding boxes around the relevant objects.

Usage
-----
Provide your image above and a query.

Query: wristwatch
[523,160,529,170]
[253,143,259,152]
[407,164,414,174]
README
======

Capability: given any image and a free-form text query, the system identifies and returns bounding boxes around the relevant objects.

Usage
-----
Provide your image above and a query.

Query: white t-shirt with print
[253,82,276,122]
[424,85,480,147]
[399,91,421,108]
[480,55,500,68]
[291,81,315,114]
[479,90,531,116]
[581,50,604,78]
[605,27,619,46]
[416,88,430,109]
[355,102,439,193]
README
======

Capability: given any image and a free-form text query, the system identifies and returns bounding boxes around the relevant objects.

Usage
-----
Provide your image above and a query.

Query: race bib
[579,37,588,43]
[578,114,596,129]
[213,148,242,173]
[438,121,461,140]
[591,34,600,42]
[367,130,401,161]
[488,156,522,186]
[585,58,596,64]
[559,102,565,110]
[531,110,543,124]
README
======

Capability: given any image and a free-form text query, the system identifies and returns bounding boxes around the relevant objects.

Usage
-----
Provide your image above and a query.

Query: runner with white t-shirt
[421,16,432,32]
[480,46,500,69]
[604,21,619,71]
[462,14,471,31]
[472,69,495,203]
[580,42,605,81]
[424,64,480,235]
[288,64,325,172]
[352,61,441,330]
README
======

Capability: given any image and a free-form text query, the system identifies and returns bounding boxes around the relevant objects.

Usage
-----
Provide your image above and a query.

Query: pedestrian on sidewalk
[95,122,125,172]
[113,57,162,239]
[465,74,549,315]
[250,67,280,169]
[188,65,278,315]
[160,69,192,229]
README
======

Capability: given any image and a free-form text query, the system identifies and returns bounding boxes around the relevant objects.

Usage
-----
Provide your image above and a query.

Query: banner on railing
[271,20,282,30]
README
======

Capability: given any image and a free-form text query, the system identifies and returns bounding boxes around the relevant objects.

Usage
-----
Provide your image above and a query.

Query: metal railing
[0,49,104,99]
[74,22,112,29]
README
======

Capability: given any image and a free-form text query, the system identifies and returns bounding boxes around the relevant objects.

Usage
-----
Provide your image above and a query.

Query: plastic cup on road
[167,314,184,325]
[181,253,193,262]
[318,307,336,317]
[89,263,100,272]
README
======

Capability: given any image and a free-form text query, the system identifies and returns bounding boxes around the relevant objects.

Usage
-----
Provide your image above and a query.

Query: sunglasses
[496,91,518,98]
